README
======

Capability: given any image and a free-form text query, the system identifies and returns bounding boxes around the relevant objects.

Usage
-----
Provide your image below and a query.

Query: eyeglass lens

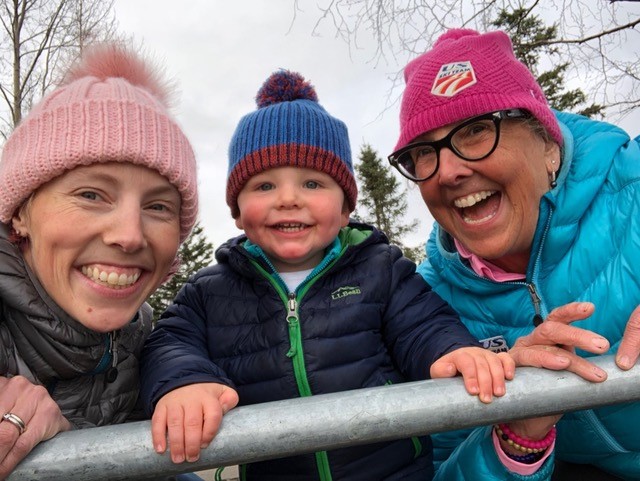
[398,117,498,180]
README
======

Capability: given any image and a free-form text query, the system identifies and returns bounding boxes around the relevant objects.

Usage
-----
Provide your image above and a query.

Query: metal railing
[8,355,640,481]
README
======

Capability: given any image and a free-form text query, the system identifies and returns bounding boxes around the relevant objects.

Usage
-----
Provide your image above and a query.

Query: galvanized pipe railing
[8,355,640,481]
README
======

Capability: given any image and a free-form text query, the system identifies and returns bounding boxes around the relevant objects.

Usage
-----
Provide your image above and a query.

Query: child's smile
[235,167,350,272]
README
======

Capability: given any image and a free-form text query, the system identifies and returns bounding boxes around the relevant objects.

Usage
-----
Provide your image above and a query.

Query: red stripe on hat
[226,144,357,218]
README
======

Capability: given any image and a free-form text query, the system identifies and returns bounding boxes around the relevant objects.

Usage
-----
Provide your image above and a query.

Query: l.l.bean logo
[331,286,362,300]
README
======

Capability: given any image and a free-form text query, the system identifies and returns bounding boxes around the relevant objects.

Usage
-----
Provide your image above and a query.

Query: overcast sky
[113,1,640,253]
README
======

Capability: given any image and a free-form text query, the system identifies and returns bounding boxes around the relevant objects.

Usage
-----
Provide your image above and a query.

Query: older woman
[0,44,198,478]
[389,29,640,480]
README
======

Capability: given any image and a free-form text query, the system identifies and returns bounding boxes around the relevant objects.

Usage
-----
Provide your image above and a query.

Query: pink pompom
[433,28,479,48]
[63,44,172,107]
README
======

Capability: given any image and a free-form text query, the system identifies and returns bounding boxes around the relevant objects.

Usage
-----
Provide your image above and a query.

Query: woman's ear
[11,210,29,237]
[10,195,34,237]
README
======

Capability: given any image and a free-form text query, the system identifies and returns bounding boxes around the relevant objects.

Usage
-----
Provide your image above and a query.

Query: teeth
[462,212,496,224]
[81,265,141,289]
[275,223,306,232]
[454,190,496,208]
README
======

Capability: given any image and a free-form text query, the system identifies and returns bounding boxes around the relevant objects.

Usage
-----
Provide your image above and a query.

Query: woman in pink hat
[0,44,200,477]
[389,28,639,481]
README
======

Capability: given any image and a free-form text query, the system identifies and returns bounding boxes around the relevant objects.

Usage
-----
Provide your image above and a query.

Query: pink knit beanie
[0,44,198,242]
[394,29,563,151]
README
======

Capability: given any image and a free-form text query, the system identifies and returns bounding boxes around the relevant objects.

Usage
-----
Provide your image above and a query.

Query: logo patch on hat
[432,61,477,97]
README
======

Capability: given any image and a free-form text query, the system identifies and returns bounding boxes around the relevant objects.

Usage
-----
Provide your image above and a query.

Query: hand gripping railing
[8,355,640,481]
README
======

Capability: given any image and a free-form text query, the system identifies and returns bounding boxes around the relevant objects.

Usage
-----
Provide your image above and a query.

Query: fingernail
[591,337,608,350]
[481,394,492,403]
[187,455,199,463]
[495,386,505,396]
[172,454,185,464]
[155,444,164,454]
[617,355,631,369]
[555,355,570,364]
[593,367,607,379]
[201,443,209,449]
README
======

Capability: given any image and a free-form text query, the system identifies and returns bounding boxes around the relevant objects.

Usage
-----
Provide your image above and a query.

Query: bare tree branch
[301,0,640,120]
[0,0,121,140]
[527,17,640,46]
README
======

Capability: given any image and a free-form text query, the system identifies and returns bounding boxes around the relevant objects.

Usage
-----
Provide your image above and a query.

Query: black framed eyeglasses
[388,109,528,182]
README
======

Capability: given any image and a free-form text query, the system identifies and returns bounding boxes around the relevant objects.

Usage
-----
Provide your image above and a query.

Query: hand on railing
[617,304,640,370]
[504,302,611,444]
[430,347,514,404]
[509,302,610,382]
[0,376,70,480]
[151,382,239,465]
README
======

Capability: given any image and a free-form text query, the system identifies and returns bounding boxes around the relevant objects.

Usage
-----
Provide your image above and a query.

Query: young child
[140,70,514,480]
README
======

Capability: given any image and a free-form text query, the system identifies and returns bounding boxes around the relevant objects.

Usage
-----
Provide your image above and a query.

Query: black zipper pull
[528,284,544,326]
[105,332,119,383]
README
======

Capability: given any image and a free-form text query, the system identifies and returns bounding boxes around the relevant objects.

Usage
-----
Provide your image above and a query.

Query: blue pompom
[256,70,318,108]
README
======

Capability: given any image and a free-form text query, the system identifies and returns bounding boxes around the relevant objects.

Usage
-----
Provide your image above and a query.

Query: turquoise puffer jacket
[419,111,640,481]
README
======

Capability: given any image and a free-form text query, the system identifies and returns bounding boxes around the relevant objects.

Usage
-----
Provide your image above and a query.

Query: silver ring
[2,412,26,435]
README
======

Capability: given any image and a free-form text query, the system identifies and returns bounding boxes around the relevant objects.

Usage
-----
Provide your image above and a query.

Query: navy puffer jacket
[140,223,479,481]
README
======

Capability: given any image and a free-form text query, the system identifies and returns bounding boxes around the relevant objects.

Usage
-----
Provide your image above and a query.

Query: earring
[549,159,558,188]
[12,226,25,238]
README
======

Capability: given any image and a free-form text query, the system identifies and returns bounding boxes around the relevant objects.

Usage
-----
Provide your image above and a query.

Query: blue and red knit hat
[226,70,357,218]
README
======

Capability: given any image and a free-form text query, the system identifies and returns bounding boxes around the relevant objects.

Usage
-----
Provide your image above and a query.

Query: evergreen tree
[354,144,424,263]
[492,8,603,117]
[147,221,214,319]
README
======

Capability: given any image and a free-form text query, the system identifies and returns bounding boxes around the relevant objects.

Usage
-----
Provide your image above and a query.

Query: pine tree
[492,8,603,117]
[354,144,424,263]
[146,221,214,320]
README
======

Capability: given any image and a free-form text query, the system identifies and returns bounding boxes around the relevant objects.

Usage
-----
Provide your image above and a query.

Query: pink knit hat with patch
[394,28,562,151]
[0,44,198,242]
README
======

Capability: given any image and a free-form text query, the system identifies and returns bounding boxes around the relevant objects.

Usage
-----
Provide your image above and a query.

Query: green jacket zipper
[247,254,343,481]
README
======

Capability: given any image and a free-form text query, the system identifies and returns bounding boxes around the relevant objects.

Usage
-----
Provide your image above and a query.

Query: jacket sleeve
[139,276,234,416]
[382,245,481,380]
[0,323,11,375]
[433,426,554,481]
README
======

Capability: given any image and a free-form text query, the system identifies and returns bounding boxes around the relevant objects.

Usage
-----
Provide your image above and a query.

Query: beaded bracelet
[503,450,546,464]
[495,423,556,454]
